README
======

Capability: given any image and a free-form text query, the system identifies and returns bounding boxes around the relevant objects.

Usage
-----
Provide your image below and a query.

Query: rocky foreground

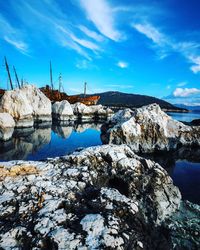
[0,145,199,249]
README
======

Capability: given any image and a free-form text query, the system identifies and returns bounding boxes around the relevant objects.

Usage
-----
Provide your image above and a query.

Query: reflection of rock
[0,144,191,249]
[52,100,74,121]
[0,85,51,127]
[72,102,113,121]
[0,113,15,141]
[52,125,73,139]
[101,104,200,153]
[0,127,51,161]
[74,122,103,133]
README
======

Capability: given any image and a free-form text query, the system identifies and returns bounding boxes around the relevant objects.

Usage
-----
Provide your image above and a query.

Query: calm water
[0,112,199,205]
[167,111,200,122]
[0,123,102,161]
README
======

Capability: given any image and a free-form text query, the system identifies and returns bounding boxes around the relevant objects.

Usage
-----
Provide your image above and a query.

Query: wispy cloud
[133,22,200,73]
[79,0,121,41]
[8,0,101,59]
[166,85,171,90]
[134,23,166,45]
[75,59,98,70]
[0,14,29,54]
[107,84,133,89]
[78,25,104,42]
[117,61,129,68]
[177,81,187,87]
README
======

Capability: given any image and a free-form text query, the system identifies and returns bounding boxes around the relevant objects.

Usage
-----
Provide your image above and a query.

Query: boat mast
[84,82,87,98]
[21,78,24,87]
[4,57,13,90]
[50,61,53,90]
[13,66,21,89]
[58,73,62,92]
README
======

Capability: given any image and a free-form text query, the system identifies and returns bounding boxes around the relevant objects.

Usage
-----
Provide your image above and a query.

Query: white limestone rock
[52,100,75,121]
[72,102,113,121]
[0,113,15,141]
[102,103,200,152]
[0,85,52,127]
[0,144,196,249]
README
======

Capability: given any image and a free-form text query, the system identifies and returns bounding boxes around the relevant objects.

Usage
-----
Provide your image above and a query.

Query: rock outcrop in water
[0,113,15,141]
[52,100,74,121]
[0,85,52,127]
[2,144,197,249]
[72,102,113,121]
[101,104,200,153]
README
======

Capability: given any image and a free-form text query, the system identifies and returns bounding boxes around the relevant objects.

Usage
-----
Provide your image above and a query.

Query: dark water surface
[165,112,200,204]
[0,111,200,205]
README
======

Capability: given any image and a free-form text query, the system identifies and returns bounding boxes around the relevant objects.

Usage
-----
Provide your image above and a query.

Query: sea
[0,111,199,205]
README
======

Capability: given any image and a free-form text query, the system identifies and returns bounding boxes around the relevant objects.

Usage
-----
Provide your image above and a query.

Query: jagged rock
[0,113,15,141]
[101,104,200,152]
[0,144,193,249]
[72,102,113,121]
[0,85,52,127]
[52,100,75,121]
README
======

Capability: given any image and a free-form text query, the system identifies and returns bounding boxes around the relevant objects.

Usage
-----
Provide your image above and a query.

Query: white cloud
[188,56,200,73]
[117,61,129,68]
[133,23,166,45]
[4,36,28,54]
[177,81,187,87]
[78,25,104,42]
[79,0,121,41]
[133,22,200,73]
[8,0,96,59]
[75,59,98,69]
[166,85,171,90]
[69,33,100,52]
[107,84,133,89]
[173,88,200,97]
[76,59,90,69]
[0,14,29,54]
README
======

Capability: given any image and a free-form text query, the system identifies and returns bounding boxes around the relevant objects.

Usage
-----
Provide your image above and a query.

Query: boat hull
[40,86,100,105]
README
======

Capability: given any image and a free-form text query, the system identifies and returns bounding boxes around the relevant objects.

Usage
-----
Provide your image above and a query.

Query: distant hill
[89,91,186,111]
[174,104,200,112]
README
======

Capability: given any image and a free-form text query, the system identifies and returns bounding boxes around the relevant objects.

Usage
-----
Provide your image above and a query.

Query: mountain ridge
[87,91,187,111]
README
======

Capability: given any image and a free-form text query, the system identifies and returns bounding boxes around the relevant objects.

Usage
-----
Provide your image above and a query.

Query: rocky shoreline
[0,85,200,249]
[0,145,199,249]
[0,85,113,141]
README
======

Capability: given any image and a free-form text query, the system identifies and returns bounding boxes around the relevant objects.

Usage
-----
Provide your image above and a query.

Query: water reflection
[141,147,200,205]
[0,123,102,162]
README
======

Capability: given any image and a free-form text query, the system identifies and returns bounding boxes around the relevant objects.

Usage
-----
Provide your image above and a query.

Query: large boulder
[72,102,113,121]
[0,85,52,127]
[0,113,15,141]
[0,144,188,249]
[101,104,200,152]
[52,100,74,121]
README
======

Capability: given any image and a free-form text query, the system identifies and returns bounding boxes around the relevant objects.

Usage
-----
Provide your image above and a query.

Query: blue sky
[0,0,200,105]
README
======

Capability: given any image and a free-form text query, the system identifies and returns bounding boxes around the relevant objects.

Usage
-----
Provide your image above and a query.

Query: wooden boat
[1,59,100,106]
[40,84,100,105]
[40,62,100,105]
